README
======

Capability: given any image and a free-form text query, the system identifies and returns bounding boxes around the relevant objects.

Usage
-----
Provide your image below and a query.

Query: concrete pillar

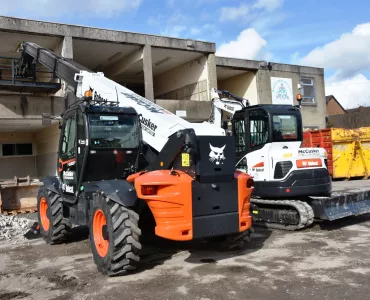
[54,36,74,97]
[103,48,143,79]
[61,36,73,59]
[143,44,154,101]
[206,54,218,100]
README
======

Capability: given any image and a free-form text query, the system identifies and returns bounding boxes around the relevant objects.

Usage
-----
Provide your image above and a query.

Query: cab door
[58,111,77,197]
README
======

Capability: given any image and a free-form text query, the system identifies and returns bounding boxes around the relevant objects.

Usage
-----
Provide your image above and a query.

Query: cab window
[234,118,246,155]
[250,109,269,148]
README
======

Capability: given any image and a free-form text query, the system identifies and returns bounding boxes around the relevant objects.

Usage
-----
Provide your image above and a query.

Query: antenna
[115,86,119,106]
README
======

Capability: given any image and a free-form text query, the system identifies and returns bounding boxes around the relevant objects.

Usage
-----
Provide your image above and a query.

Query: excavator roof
[244,104,301,115]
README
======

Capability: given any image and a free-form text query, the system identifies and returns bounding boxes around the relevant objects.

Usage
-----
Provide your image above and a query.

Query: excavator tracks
[250,199,314,231]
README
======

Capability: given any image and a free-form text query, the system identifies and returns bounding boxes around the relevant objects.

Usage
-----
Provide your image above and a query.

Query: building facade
[0,16,327,180]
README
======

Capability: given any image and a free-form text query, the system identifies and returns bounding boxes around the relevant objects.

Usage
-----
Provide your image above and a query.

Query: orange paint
[58,157,76,173]
[93,209,109,257]
[253,162,264,168]
[39,197,50,231]
[127,171,147,183]
[296,158,322,168]
[132,170,254,241]
[133,170,194,241]
[235,171,253,232]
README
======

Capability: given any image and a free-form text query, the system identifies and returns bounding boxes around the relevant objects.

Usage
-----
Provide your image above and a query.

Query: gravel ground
[0,213,370,300]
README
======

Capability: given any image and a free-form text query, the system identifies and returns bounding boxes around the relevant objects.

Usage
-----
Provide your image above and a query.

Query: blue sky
[2,0,370,108]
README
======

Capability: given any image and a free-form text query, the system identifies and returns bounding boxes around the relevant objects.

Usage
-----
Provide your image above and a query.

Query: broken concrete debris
[0,214,33,242]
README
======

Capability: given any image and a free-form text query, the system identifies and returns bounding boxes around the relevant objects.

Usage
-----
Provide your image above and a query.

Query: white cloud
[325,74,370,109]
[0,0,141,18]
[216,28,267,59]
[160,25,187,38]
[220,3,249,21]
[219,0,284,22]
[300,22,370,79]
[253,0,284,12]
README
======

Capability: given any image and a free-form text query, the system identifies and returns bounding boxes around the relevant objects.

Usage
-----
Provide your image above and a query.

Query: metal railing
[0,56,61,88]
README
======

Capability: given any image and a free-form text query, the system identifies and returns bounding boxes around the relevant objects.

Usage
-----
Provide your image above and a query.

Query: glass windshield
[272,115,298,142]
[89,114,139,149]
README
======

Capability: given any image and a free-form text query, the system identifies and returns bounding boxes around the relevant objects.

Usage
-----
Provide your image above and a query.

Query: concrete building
[0,16,327,181]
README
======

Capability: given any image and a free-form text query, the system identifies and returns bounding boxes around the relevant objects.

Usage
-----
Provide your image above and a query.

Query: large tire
[37,186,72,244]
[89,192,142,276]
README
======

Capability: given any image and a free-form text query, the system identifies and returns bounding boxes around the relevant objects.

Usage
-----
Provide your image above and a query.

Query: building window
[301,77,315,104]
[1,143,33,156]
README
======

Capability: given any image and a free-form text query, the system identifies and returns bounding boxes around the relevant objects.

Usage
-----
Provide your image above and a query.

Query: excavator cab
[232,104,330,198]
[232,105,303,161]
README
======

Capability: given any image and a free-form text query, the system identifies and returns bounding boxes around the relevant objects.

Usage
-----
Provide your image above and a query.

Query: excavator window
[88,114,139,149]
[272,115,298,142]
[249,110,269,148]
[234,118,246,155]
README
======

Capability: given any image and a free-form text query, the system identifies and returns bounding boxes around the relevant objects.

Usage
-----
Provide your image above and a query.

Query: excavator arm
[208,88,250,127]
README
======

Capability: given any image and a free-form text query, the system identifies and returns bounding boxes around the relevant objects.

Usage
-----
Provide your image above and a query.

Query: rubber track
[46,190,71,243]
[104,196,142,276]
[251,199,314,231]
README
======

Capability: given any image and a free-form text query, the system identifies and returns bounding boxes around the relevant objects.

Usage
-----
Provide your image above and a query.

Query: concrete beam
[0,95,66,119]
[216,56,324,76]
[155,99,211,122]
[0,16,216,53]
[216,57,260,70]
[103,48,143,78]
[269,64,324,76]
[143,45,154,101]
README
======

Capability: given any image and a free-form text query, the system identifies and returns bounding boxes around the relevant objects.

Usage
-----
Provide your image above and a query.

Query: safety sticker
[182,153,190,167]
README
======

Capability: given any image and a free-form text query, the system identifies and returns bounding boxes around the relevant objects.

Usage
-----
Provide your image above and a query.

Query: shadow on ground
[135,226,273,272]
[317,214,370,231]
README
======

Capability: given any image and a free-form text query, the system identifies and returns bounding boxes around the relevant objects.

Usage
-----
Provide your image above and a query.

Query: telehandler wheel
[37,186,71,244]
[89,192,142,276]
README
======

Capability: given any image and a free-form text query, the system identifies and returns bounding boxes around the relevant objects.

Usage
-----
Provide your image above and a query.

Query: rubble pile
[0,215,33,242]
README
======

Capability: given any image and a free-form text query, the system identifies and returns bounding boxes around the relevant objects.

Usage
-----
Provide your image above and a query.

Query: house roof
[328,106,370,128]
[326,95,347,113]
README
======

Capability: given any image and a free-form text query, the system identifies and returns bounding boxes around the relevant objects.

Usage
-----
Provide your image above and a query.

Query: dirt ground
[1,214,370,300]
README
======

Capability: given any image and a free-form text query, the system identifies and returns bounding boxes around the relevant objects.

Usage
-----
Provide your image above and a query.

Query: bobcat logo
[209,143,226,165]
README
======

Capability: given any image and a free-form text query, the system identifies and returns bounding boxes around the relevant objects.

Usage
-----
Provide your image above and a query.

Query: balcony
[0,56,61,94]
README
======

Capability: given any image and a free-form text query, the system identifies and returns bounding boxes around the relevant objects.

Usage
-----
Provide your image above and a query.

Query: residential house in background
[326,95,346,116]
